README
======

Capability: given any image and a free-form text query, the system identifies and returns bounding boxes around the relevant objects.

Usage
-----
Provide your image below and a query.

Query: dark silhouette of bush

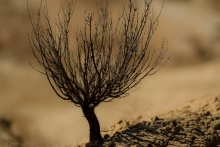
[28,0,168,143]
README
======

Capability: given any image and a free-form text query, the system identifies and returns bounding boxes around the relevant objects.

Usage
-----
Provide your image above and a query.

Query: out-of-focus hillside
[0,0,219,65]
[0,0,220,146]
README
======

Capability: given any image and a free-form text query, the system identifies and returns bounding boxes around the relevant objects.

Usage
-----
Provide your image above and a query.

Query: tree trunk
[82,101,103,142]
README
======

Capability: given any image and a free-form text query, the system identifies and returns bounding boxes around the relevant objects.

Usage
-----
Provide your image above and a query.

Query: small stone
[190,136,196,145]
[117,120,123,124]
[136,115,143,121]
[210,120,220,130]
[173,126,183,134]
[172,120,177,127]
[104,134,110,140]
[113,136,123,142]
[207,128,215,134]
[216,107,220,111]
[152,116,160,122]
[214,97,220,103]
[201,111,211,117]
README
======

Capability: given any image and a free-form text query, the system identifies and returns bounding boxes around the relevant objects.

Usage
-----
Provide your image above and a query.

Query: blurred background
[0,0,220,146]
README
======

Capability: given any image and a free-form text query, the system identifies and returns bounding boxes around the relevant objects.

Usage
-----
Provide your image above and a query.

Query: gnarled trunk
[82,101,103,142]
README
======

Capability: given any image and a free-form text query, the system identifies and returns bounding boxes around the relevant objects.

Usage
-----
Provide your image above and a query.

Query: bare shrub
[28,0,168,142]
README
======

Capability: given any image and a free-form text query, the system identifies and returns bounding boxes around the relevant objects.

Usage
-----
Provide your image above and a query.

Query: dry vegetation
[0,0,220,146]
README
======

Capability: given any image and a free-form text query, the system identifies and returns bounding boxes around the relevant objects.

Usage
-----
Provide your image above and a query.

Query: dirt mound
[78,95,220,147]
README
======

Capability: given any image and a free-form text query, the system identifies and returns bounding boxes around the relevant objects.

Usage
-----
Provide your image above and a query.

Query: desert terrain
[0,0,220,146]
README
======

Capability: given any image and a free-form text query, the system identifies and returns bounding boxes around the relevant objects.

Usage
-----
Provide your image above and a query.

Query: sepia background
[0,0,220,146]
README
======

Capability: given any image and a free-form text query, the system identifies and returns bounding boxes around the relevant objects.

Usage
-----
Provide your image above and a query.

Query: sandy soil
[0,0,220,147]
[77,95,220,147]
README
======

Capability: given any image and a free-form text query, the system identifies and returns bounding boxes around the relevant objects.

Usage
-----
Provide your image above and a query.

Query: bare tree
[28,0,168,143]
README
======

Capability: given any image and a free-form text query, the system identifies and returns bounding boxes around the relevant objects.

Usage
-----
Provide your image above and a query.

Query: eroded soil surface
[81,95,220,147]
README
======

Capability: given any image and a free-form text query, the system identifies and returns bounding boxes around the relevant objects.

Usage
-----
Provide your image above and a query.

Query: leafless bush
[28,0,168,142]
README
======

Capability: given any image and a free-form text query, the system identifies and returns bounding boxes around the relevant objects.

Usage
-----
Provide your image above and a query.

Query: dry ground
[0,0,220,146]
[77,95,220,147]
